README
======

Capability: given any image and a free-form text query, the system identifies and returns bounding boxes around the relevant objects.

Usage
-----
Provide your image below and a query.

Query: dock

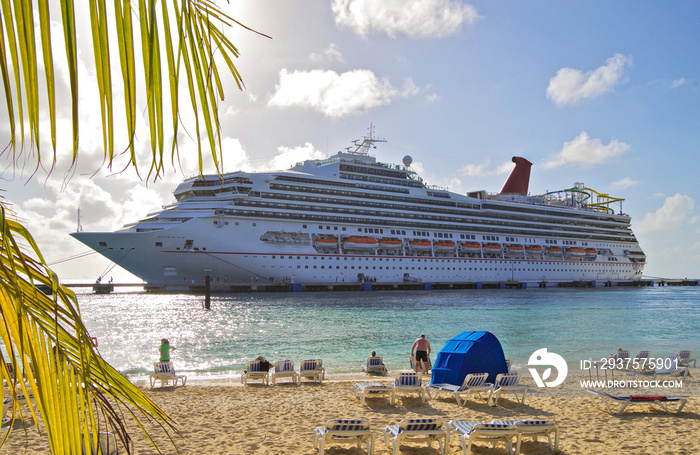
[36,278,699,294]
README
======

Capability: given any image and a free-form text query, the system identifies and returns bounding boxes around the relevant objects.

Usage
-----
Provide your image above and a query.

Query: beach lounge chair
[447,421,520,455]
[363,356,388,375]
[383,418,448,455]
[653,356,689,380]
[678,350,696,368]
[299,359,325,383]
[587,388,688,415]
[2,390,35,419]
[149,361,187,388]
[313,419,374,455]
[393,372,426,404]
[272,360,298,385]
[491,419,559,452]
[94,432,120,455]
[426,372,491,406]
[241,360,270,385]
[354,382,395,406]
[487,373,527,406]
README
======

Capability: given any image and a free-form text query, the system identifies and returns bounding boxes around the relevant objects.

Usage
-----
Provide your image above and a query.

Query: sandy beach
[1,368,698,455]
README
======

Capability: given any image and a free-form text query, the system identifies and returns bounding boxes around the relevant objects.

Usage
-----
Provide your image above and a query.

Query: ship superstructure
[71,128,645,288]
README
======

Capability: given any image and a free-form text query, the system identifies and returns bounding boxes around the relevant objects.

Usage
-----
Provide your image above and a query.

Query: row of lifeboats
[314,236,597,257]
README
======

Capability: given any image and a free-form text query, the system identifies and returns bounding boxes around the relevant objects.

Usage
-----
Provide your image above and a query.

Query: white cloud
[263,143,326,171]
[543,132,630,169]
[610,177,639,189]
[310,44,345,64]
[637,194,695,233]
[671,78,687,89]
[268,69,417,118]
[546,54,632,106]
[331,0,479,39]
[457,159,512,177]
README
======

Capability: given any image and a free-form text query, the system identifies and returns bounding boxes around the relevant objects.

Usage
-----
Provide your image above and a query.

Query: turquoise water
[76,286,700,382]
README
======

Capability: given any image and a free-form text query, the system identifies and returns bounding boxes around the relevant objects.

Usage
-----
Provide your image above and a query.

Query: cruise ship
[71,128,646,289]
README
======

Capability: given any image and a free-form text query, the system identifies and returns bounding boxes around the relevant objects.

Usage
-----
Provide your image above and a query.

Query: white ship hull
[73,217,643,286]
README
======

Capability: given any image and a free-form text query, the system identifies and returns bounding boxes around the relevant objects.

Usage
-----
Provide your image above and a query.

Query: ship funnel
[499,157,532,195]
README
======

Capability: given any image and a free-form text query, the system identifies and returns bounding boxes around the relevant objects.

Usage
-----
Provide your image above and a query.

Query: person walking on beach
[411,334,431,374]
[159,338,176,362]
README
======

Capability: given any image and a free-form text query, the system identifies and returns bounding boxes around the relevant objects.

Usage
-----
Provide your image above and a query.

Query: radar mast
[351,123,386,155]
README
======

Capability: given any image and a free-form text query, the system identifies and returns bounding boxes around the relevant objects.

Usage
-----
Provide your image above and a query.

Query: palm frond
[1,0,268,179]
[0,202,177,453]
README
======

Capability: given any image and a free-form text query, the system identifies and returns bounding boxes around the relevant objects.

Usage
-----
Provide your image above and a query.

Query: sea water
[75,286,700,383]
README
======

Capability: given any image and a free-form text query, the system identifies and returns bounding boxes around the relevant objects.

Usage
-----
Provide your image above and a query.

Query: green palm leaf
[0,1,270,452]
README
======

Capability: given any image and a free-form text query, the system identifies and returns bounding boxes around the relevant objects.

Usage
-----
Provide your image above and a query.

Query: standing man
[411,334,431,374]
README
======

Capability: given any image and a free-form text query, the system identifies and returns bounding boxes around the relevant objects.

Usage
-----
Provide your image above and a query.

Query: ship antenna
[77,208,83,232]
[351,123,386,155]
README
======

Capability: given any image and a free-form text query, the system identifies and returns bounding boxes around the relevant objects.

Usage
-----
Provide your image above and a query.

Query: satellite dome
[402,155,413,167]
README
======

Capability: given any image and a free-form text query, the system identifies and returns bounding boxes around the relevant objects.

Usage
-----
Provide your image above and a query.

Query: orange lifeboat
[505,244,524,255]
[343,237,378,249]
[585,248,598,257]
[408,239,432,251]
[378,238,402,249]
[461,242,481,251]
[565,247,586,257]
[433,240,456,251]
[546,246,562,255]
[482,243,502,254]
[314,237,338,248]
[525,245,543,255]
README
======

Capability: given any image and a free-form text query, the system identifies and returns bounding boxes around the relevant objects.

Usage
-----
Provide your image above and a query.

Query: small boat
[565,247,586,257]
[408,240,432,251]
[314,237,338,248]
[342,237,378,249]
[546,246,563,255]
[585,248,598,257]
[378,238,402,249]
[505,244,525,256]
[460,241,481,252]
[525,245,543,255]
[433,240,456,251]
[482,243,502,253]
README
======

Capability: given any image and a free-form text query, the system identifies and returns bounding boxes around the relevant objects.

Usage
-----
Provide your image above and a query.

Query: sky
[1,1,699,282]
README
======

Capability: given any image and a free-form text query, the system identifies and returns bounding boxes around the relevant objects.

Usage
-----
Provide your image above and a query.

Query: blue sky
[2,1,699,281]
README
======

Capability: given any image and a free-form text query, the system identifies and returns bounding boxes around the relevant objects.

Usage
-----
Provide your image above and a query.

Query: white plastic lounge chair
[487,373,527,406]
[653,356,689,380]
[491,419,559,453]
[363,356,388,375]
[587,388,688,415]
[313,419,374,455]
[447,421,520,455]
[383,418,448,455]
[678,350,696,368]
[93,432,120,455]
[628,350,651,372]
[272,360,298,385]
[393,372,426,404]
[241,360,270,385]
[149,361,187,388]
[299,359,325,383]
[426,372,491,406]
[354,382,395,406]
[2,390,35,418]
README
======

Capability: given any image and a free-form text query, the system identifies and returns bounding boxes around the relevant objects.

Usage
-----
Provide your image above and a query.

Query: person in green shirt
[159,338,176,362]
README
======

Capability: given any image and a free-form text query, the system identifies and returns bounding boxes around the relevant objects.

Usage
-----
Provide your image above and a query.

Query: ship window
[99,241,107,247]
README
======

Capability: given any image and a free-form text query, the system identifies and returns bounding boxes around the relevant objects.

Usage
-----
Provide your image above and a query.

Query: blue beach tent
[430,331,508,386]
